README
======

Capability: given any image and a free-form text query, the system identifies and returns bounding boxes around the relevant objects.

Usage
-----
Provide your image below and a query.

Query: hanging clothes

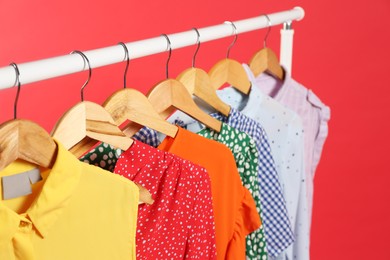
[250,66,330,225]
[169,106,294,258]
[216,65,309,260]
[0,140,139,260]
[186,122,268,260]
[156,127,260,259]
[114,140,217,259]
[80,127,260,259]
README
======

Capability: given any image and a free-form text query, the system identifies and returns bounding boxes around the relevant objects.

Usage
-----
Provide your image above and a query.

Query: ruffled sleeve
[225,187,261,259]
[307,90,331,177]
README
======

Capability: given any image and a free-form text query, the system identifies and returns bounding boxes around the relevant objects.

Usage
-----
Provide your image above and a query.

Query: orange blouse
[158,127,260,259]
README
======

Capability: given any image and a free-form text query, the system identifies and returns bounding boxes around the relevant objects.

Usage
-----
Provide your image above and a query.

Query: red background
[1,1,389,259]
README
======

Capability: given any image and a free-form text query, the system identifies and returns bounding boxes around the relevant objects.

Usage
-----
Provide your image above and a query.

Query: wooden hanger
[177,28,230,117]
[249,14,284,80]
[147,35,222,132]
[103,43,178,138]
[0,63,57,172]
[51,51,132,158]
[104,88,178,138]
[1,63,152,205]
[51,101,133,158]
[51,103,153,205]
[0,119,57,172]
[51,99,153,206]
[208,21,251,95]
[148,79,221,132]
[51,51,152,205]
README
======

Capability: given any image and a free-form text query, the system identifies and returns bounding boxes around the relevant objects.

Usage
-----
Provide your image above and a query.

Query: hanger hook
[224,21,238,59]
[263,14,272,48]
[118,42,130,88]
[70,50,92,101]
[161,34,172,79]
[9,62,21,119]
[192,28,201,68]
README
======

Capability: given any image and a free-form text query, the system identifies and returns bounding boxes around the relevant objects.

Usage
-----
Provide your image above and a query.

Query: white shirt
[216,65,309,260]
[254,68,330,226]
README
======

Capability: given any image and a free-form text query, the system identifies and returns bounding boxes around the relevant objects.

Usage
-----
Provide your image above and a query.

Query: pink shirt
[247,64,331,224]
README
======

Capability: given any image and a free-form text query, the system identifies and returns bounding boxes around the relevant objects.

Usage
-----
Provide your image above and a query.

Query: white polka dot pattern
[217,71,309,260]
[131,126,262,258]
[212,108,295,257]
[145,103,297,257]
[114,140,217,259]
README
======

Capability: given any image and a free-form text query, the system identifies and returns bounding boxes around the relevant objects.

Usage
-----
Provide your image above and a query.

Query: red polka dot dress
[114,140,217,259]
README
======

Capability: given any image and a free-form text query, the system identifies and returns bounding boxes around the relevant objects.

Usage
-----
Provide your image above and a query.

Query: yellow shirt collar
[0,139,81,240]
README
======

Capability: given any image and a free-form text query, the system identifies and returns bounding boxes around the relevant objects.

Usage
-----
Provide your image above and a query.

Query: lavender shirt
[247,64,331,225]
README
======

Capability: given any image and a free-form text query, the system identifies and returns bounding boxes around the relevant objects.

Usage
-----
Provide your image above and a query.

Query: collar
[158,126,184,153]
[197,122,257,166]
[198,122,230,142]
[158,126,206,154]
[248,63,292,101]
[224,107,243,124]
[213,64,266,116]
[169,107,244,135]
[0,139,81,241]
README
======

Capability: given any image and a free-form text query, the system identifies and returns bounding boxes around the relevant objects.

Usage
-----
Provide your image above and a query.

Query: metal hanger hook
[70,50,92,101]
[263,14,272,48]
[192,28,201,68]
[224,21,238,59]
[9,62,21,119]
[161,34,172,79]
[118,42,130,88]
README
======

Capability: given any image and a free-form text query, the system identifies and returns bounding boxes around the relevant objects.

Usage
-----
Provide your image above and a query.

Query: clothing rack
[0,7,304,90]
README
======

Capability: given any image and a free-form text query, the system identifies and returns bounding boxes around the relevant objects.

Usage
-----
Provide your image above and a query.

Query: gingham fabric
[216,76,309,260]
[133,108,298,257]
[210,108,294,257]
[252,66,331,229]
[171,109,295,257]
[132,126,160,147]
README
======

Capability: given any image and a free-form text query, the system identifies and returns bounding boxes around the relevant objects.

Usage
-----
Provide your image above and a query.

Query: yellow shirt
[0,140,139,260]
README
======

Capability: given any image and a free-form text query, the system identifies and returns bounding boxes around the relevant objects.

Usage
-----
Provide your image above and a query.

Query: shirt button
[19,221,31,230]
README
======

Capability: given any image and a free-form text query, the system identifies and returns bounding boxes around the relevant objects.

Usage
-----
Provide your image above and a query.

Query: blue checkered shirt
[132,126,160,147]
[211,108,294,257]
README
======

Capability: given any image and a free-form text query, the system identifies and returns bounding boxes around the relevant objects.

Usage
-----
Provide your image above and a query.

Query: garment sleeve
[185,168,217,259]
[225,187,261,260]
[308,90,331,178]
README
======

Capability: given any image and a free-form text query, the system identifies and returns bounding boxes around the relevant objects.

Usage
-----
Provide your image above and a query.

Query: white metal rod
[0,7,304,90]
[280,28,295,75]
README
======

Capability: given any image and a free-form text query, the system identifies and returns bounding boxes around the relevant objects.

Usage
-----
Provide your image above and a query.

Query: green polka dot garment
[79,143,123,172]
[198,123,268,260]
